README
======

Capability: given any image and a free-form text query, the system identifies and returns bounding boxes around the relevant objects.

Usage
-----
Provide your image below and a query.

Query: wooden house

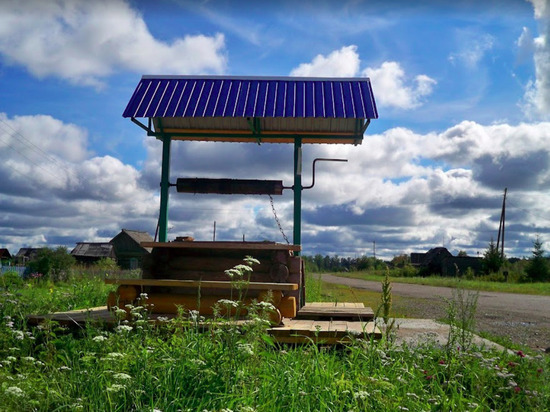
[0,248,12,265]
[70,243,116,265]
[110,229,153,269]
[15,248,43,264]
[411,247,482,276]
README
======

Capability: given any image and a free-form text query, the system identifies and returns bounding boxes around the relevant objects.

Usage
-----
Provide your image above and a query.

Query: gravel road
[321,274,550,351]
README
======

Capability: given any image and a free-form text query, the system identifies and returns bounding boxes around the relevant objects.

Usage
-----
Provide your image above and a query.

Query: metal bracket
[246,117,262,144]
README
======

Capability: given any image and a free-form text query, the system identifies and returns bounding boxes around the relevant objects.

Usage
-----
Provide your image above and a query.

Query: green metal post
[158,135,171,242]
[293,137,302,254]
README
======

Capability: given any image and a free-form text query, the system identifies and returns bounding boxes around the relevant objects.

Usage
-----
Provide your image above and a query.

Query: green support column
[293,137,302,254]
[158,135,172,242]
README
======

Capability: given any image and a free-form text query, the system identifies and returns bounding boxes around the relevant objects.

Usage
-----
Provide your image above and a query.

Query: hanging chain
[268,194,290,244]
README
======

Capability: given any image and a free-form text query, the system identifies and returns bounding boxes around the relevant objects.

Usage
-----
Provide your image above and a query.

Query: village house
[411,247,483,276]
[109,229,153,270]
[70,242,116,265]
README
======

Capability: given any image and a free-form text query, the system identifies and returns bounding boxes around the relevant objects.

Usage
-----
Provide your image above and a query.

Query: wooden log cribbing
[105,279,299,290]
[140,241,305,309]
[106,280,298,324]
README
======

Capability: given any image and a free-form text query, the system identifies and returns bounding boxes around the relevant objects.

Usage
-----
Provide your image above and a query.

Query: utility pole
[373,240,376,259]
[496,188,507,259]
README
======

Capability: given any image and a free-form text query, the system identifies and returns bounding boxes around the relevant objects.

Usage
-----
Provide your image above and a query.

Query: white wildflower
[106,384,126,392]
[5,386,24,397]
[93,335,107,343]
[59,366,72,372]
[156,316,169,322]
[113,372,132,381]
[139,293,148,300]
[190,359,206,366]
[234,264,253,273]
[115,309,127,317]
[218,299,239,308]
[244,256,260,265]
[224,268,241,278]
[256,301,275,311]
[354,391,369,400]
[12,330,24,340]
[105,352,124,360]
[21,356,35,363]
[115,325,133,333]
[237,343,254,356]
[6,356,17,362]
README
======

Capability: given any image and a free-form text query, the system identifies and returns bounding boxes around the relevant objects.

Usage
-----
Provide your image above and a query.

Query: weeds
[0,268,548,411]
[445,265,479,352]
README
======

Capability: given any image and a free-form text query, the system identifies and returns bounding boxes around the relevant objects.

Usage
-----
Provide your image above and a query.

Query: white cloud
[522,0,550,119]
[0,113,157,252]
[362,62,437,109]
[0,0,227,87]
[516,26,535,64]
[290,45,360,77]
[448,32,494,69]
[3,111,550,259]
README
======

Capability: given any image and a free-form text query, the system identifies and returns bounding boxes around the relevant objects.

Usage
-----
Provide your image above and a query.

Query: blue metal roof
[123,76,378,120]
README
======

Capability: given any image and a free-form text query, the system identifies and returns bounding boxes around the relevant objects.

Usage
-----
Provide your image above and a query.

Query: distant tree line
[304,235,550,283]
[303,254,388,273]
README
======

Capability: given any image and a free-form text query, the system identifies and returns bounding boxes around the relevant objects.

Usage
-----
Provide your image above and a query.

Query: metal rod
[293,138,302,254]
[302,158,348,190]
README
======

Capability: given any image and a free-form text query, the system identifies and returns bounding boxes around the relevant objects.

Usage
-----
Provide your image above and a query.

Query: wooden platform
[27,306,380,344]
[297,302,375,321]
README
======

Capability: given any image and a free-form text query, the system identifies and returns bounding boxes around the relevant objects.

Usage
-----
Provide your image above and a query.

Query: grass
[331,271,550,296]
[0,271,548,411]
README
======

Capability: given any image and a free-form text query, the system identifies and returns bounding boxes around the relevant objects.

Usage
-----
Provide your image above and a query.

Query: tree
[483,239,503,274]
[27,247,75,281]
[391,254,409,268]
[457,250,468,257]
[525,236,550,282]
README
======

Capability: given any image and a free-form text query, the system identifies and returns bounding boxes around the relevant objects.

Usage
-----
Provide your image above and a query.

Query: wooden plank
[141,241,301,251]
[296,302,374,321]
[268,319,381,344]
[304,302,334,307]
[105,279,298,291]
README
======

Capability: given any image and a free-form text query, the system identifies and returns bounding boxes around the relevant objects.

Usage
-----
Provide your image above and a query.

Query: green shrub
[0,271,24,290]
[399,264,418,277]
[27,247,75,282]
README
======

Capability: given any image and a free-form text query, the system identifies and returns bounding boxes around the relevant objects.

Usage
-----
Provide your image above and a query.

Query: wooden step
[268,318,381,344]
[297,302,375,321]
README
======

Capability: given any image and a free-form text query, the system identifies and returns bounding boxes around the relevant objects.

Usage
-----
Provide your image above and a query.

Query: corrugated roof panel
[123,76,378,120]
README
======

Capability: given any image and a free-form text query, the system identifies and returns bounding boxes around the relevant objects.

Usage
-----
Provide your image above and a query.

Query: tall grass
[334,271,550,296]
[0,273,548,411]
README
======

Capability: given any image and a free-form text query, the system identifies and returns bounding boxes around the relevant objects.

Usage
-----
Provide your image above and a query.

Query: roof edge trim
[141,75,373,82]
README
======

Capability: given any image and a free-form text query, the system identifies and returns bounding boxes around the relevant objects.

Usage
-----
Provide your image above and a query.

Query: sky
[1,0,550,260]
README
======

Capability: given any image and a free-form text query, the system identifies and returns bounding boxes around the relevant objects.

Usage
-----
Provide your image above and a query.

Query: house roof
[71,243,114,258]
[111,229,154,252]
[123,75,378,144]
[15,248,43,259]
[0,248,11,259]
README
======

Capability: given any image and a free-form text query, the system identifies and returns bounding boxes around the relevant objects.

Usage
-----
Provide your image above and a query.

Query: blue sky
[1,0,550,259]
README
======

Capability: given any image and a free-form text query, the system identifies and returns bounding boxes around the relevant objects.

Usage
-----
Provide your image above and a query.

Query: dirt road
[321,274,550,351]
